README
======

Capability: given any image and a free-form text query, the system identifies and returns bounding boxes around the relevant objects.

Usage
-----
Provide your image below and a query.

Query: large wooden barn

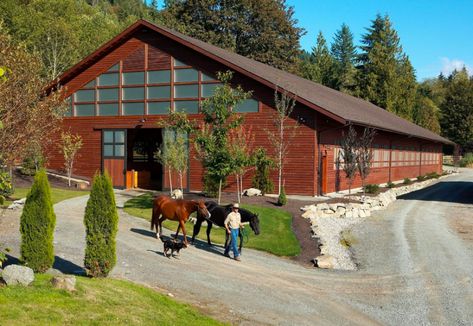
[45,20,452,196]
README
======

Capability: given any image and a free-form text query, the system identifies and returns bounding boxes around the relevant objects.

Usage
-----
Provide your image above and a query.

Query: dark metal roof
[50,19,453,145]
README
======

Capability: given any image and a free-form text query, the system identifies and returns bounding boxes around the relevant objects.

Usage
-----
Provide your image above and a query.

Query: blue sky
[286,0,473,80]
[152,0,473,80]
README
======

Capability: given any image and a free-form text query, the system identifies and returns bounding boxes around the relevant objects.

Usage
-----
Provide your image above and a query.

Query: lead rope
[241,226,250,244]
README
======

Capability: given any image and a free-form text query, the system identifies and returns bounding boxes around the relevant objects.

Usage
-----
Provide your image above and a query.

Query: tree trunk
[240,174,243,200]
[179,171,183,199]
[236,174,240,203]
[218,178,222,205]
[168,167,173,195]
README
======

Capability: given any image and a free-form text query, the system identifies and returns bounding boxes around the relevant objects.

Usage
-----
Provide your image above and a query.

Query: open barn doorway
[126,128,163,190]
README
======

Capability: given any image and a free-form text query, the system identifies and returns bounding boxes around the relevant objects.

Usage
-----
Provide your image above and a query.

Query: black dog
[160,237,185,258]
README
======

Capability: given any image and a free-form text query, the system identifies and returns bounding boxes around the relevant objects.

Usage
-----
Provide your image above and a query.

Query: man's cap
[233,203,240,208]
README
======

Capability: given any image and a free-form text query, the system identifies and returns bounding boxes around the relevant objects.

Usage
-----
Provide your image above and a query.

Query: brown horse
[151,195,210,246]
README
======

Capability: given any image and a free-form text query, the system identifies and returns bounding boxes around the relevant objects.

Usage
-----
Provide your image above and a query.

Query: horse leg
[151,207,161,238]
[175,224,181,239]
[206,222,213,246]
[157,217,166,239]
[224,231,230,253]
[192,219,203,244]
[180,220,188,246]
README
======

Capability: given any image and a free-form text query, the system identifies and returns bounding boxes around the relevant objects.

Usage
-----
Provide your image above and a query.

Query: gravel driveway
[1,170,473,325]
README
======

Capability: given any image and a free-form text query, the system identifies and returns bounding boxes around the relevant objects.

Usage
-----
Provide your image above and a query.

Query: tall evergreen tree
[331,23,357,93]
[413,94,441,134]
[305,31,334,86]
[356,14,416,120]
[160,0,304,73]
[440,68,473,151]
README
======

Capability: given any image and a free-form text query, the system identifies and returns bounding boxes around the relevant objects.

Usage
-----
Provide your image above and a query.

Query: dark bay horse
[192,201,260,253]
[151,195,210,246]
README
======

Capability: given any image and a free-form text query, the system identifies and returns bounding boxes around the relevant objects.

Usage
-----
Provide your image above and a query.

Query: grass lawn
[0,274,224,325]
[4,187,89,207]
[124,194,301,257]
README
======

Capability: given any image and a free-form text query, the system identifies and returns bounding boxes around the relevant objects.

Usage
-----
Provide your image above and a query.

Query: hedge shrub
[459,153,473,167]
[277,186,287,206]
[386,181,395,188]
[84,172,118,277]
[403,178,413,185]
[364,184,380,194]
[20,169,55,272]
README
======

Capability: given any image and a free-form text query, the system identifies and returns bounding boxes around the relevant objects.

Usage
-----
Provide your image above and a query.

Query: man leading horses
[224,203,244,261]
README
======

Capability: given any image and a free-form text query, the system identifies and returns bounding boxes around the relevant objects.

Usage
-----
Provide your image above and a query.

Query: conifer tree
[307,31,335,86]
[413,95,441,134]
[84,172,119,277]
[356,14,416,120]
[20,169,56,272]
[331,23,357,93]
[440,68,473,151]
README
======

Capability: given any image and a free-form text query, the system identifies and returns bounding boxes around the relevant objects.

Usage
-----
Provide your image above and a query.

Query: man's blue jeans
[224,228,239,258]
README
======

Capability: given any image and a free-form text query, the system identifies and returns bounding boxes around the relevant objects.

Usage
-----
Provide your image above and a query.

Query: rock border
[301,172,458,270]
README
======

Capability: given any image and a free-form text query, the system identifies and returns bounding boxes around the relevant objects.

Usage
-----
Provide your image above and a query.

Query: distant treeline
[0,0,471,151]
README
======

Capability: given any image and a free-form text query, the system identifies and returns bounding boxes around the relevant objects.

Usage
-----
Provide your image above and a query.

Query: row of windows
[74,83,223,103]
[72,98,258,116]
[82,69,215,89]
[333,147,440,170]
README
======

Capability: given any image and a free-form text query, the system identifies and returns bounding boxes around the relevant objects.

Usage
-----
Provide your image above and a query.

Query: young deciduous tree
[229,125,254,203]
[339,126,359,194]
[251,147,274,195]
[195,71,249,203]
[266,88,298,196]
[356,128,376,197]
[0,28,66,170]
[61,131,83,187]
[156,130,175,195]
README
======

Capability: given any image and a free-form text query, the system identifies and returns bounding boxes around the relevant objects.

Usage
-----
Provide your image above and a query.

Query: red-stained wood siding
[47,28,443,196]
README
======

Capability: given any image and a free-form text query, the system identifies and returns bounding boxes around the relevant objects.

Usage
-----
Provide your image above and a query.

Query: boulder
[302,210,316,219]
[2,265,34,286]
[317,203,330,211]
[171,189,183,199]
[315,255,336,269]
[243,188,262,197]
[51,275,76,292]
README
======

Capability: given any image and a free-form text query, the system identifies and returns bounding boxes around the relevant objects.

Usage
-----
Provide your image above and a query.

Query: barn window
[98,103,119,116]
[103,130,125,157]
[148,102,170,115]
[234,99,258,113]
[98,73,118,86]
[174,58,188,67]
[84,79,96,88]
[122,102,145,116]
[122,72,145,85]
[147,86,170,99]
[201,83,222,97]
[122,87,145,100]
[107,63,119,72]
[174,101,199,114]
[174,68,198,82]
[201,72,217,81]
[75,89,95,103]
[147,70,171,84]
[75,104,95,116]
[98,88,119,101]
[174,84,198,98]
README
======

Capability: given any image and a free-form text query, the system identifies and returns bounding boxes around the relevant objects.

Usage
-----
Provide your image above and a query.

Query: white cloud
[440,57,472,76]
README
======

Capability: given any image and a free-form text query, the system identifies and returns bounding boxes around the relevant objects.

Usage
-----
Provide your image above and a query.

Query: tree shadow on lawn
[3,254,86,275]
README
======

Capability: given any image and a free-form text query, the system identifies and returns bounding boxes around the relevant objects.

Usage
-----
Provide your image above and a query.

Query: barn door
[320,150,328,195]
[102,130,126,188]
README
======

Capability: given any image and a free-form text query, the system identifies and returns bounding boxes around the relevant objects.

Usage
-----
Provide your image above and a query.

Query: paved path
[2,170,473,325]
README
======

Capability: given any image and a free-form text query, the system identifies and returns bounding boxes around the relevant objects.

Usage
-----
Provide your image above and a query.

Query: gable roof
[50,19,452,145]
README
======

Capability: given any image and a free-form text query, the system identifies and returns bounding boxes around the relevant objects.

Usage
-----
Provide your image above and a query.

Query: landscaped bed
[0,274,224,325]
[123,193,301,257]
[4,187,89,207]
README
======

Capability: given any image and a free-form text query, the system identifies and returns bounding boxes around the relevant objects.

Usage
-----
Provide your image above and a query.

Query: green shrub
[0,246,10,268]
[277,186,287,206]
[386,181,395,188]
[426,172,440,179]
[364,184,380,194]
[417,175,426,181]
[459,153,473,167]
[84,172,118,277]
[20,169,56,272]
[252,148,274,195]
[202,173,220,198]
[0,170,13,197]
[403,178,412,185]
